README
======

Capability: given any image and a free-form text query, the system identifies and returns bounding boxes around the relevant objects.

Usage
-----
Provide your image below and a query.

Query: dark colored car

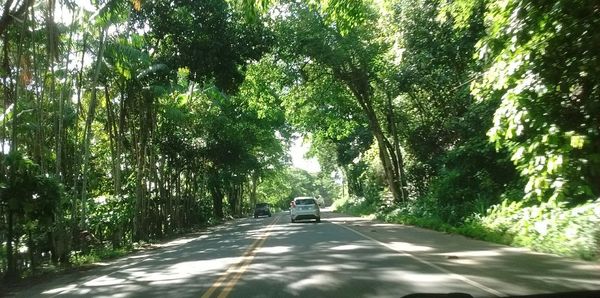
[254,203,272,218]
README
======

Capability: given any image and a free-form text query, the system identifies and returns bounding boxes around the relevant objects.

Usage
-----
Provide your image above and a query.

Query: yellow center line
[217,235,269,298]
[201,215,281,298]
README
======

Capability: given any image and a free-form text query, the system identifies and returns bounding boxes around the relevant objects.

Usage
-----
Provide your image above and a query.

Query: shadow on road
[12,210,600,298]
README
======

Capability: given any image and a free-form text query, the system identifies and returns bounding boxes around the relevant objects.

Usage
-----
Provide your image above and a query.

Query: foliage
[0,0,282,279]
[332,195,377,217]
[257,167,340,209]
[336,195,600,260]
[333,0,600,261]
[463,199,600,260]
[70,247,132,267]
[467,0,600,203]
[139,0,272,92]
[274,0,410,202]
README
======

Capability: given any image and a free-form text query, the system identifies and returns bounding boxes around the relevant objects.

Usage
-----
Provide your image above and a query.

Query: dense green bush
[70,247,132,267]
[463,199,600,260]
[335,196,600,261]
[332,195,378,216]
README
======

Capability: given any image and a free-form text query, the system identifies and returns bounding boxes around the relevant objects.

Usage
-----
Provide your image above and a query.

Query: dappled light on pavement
[14,210,600,298]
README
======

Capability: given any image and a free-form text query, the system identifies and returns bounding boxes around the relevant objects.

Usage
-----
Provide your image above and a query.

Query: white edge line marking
[332,221,504,297]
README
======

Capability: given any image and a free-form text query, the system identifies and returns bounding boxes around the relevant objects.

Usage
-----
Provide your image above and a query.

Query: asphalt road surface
[9,209,600,298]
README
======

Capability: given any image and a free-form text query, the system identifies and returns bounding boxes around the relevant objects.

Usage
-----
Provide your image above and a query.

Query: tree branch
[0,0,34,37]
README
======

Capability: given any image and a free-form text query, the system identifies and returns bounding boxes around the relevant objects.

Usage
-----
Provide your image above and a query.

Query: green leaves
[472,0,600,203]
[1,152,62,223]
[140,0,272,92]
[103,35,154,81]
[311,0,375,36]
[257,167,340,208]
[570,135,585,149]
[476,198,600,260]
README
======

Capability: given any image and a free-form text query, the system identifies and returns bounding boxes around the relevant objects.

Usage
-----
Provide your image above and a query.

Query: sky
[290,137,321,173]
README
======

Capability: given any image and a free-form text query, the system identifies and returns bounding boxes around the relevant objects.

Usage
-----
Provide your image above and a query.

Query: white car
[290,196,321,223]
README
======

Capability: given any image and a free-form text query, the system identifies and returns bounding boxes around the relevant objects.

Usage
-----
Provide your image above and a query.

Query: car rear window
[295,198,316,205]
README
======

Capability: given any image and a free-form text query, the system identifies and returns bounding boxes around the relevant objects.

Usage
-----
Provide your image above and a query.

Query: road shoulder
[324,209,600,297]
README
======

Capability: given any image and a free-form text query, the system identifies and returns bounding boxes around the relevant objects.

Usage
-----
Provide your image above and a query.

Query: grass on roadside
[333,196,600,261]
[69,246,133,267]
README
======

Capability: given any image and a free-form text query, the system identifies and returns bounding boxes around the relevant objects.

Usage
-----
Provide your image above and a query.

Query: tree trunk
[5,209,17,280]
[176,167,182,229]
[227,182,236,216]
[155,155,167,237]
[250,171,259,208]
[31,3,45,171]
[5,19,25,280]
[1,33,9,176]
[116,84,126,196]
[384,92,409,201]
[27,229,35,275]
[238,182,244,217]
[134,137,145,241]
[80,28,107,226]
[70,31,88,251]
[3,8,38,279]
[133,117,148,241]
[347,83,404,203]
[210,183,224,219]
[56,18,75,181]
[134,92,152,241]
[105,86,119,196]
[373,126,403,203]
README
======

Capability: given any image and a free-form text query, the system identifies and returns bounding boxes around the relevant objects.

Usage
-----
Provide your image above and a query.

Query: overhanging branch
[0,0,34,37]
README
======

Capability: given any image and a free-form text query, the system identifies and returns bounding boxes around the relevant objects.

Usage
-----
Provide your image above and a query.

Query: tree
[257,167,341,209]
[0,0,281,277]
[273,1,408,203]
[138,0,271,92]
[461,0,600,203]
[0,0,34,37]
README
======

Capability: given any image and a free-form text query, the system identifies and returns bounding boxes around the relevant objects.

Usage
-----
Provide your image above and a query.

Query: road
[10,209,600,298]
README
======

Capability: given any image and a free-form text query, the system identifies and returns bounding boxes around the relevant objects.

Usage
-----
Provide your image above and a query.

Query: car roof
[293,196,315,201]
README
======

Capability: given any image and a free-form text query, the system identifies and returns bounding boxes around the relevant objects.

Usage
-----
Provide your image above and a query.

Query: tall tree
[274,1,408,202]
[458,0,600,203]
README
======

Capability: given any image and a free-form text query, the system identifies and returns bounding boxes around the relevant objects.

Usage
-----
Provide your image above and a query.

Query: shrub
[465,199,600,260]
[69,247,131,266]
[332,195,378,216]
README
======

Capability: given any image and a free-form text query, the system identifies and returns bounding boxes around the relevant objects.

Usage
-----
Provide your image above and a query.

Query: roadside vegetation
[1,0,599,282]
[327,0,600,261]
[336,196,600,260]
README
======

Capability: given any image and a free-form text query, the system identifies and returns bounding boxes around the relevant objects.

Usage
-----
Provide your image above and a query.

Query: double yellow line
[201,215,281,298]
